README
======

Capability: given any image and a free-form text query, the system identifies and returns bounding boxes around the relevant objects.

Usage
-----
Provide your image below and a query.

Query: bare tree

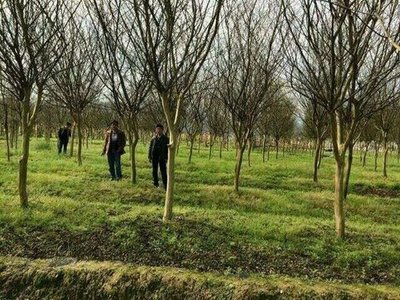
[301,101,329,182]
[360,120,378,167]
[0,0,70,207]
[0,76,11,161]
[48,13,102,166]
[374,88,400,177]
[125,0,223,221]
[213,0,283,191]
[283,0,400,238]
[183,84,207,164]
[206,98,229,160]
[87,0,152,184]
[263,97,296,160]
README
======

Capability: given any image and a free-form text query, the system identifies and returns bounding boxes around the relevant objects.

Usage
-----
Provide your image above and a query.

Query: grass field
[1,137,400,298]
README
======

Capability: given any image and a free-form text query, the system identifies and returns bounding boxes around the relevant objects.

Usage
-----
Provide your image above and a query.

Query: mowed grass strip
[0,138,400,290]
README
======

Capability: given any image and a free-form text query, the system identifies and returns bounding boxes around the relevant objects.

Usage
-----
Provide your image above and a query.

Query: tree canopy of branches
[283,0,400,238]
[48,13,102,166]
[212,0,283,191]
[125,0,224,221]
[0,0,70,207]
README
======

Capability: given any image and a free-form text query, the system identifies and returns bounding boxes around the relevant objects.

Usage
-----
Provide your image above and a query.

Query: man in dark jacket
[148,124,169,189]
[102,120,126,181]
[58,122,72,154]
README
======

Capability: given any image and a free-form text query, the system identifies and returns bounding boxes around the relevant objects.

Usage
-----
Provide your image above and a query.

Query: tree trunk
[176,133,181,156]
[397,143,399,164]
[344,141,354,199]
[282,140,285,158]
[70,122,76,157]
[77,115,83,166]
[10,121,14,149]
[219,136,223,159]
[163,130,178,222]
[374,143,379,171]
[208,134,213,160]
[234,143,246,192]
[275,139,279,159]
[19,125,30,208]
[334,158,346,239]
[383,136,389,177]
[362,143,369,167]
[86,129,89,149]
[318,141,324,169]
[19,87,41,208]
[197,134,201,154]
[313,138,321,183]
[129,127,139,184]
[247,138,252,167]
[188,136,195,163]
[3,101,11,162]
[262,134,266,163]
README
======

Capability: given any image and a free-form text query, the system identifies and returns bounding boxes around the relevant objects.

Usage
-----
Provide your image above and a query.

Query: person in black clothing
[102,120,126,181]
[148,124,169,189]
[58,122,72,154]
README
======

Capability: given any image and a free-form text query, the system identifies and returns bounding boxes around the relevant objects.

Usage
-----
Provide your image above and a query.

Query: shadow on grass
[352,182,400,198]
[0,216,399,285]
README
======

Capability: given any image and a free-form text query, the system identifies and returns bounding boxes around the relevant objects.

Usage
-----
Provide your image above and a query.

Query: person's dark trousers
[152,157,167,188]
[58,141,68,154]
[107,151,122,180]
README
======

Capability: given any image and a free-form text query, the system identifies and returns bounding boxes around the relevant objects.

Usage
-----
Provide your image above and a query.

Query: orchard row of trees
[1,0,400,238]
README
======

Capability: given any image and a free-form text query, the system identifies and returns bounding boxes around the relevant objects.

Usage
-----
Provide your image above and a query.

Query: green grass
[1,136,400,295]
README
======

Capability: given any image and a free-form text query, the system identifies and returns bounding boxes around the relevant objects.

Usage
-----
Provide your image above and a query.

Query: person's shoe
[110,178,116,181]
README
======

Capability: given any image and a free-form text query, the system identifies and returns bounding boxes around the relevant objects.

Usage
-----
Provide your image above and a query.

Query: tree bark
[3,101,11,162]
[313,138,321,183]
[247,138,252,167]
[19,125,30,208]
[374,143,379,171]
[77,114,83,166]
[383,135,389,177]
[197,134,201,154]
[188,136,195,163]
[19,87,42,208]
[128,127,139,184]
[234,143,246,192]
[208,134,213,160]
[69,122,75,157]
[344,141,354,199]
[163,130,177,222]
[334,158,346,238]
[275,139,279,159]
[318,141,324,169]
[362,143,369,167]
[219,136,223,159]
[262,134,266,163]
[176,133,181,156]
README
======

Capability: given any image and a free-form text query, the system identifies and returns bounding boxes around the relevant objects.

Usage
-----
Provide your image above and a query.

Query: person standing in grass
[58,122,72,154]
[102,120,126,181]
[148,124,169,189]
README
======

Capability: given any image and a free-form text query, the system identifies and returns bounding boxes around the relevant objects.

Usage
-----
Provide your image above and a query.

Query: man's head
[155,124,163,136]
[66,122,72,129]
[111,120,119,131]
